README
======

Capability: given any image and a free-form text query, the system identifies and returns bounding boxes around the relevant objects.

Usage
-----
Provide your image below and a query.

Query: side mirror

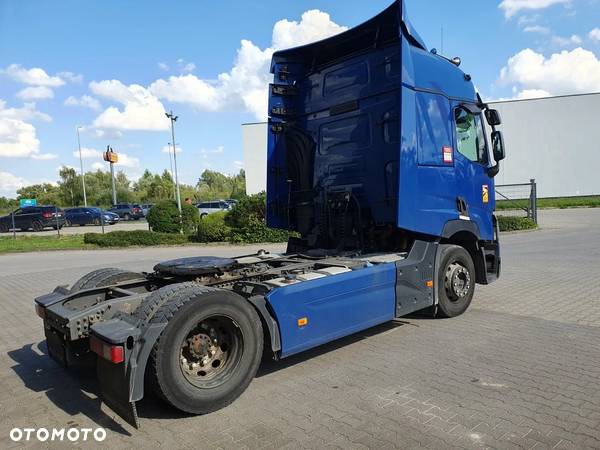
[491,130,505,162]
[485,109,502,126]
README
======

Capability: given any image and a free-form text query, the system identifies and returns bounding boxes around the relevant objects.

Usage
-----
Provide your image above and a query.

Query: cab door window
[454,107,488,165]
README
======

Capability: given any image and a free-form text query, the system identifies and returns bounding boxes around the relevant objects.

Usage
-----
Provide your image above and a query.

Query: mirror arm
[487,162,500,178]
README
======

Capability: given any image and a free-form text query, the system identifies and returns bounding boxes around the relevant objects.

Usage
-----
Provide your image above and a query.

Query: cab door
[452,104,495,241]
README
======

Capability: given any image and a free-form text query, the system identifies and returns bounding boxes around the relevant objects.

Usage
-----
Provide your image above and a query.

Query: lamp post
[165,111,182,213]
[167,142,176,201]
[76,126,88,206]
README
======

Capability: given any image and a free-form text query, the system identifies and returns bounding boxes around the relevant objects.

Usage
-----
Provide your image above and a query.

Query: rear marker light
[90,335,125,363]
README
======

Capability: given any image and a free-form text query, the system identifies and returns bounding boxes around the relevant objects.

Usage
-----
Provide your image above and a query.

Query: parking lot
[5,219,150,237]
[0,208,599,449]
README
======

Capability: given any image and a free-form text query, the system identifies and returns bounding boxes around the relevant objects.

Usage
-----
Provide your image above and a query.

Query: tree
[196,169,246,201]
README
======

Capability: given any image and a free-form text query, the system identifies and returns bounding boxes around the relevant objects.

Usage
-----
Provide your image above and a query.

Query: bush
[497,216,537,232]
[146,200,199,234]
[84,230,188,247]
[194,211,231,243]
[225,193,292,243]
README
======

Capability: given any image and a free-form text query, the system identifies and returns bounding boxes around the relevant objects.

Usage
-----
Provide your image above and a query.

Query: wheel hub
[444,262,471,301]
[179,318,237,385]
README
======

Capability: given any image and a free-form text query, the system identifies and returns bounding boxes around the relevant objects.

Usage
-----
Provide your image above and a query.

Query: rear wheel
[123,213,131,221]
[65,219,72,227]
[31,221,43,232]
[436,244,475,318]
[93,217,101,226]
[142,284,263,415]
[70,268,145,293]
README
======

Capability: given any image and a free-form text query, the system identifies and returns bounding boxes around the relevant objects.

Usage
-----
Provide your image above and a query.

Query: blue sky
[1,0,599,197]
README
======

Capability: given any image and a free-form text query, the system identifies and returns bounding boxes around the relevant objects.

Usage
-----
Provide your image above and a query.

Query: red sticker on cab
[443,146,453,164]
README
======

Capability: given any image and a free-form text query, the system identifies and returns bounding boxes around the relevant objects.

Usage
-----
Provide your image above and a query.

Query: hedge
[194,211,232,243]
[226,193,292,243]
[84,230,189,247]
[497,216,537,232]
[146,200,199,234]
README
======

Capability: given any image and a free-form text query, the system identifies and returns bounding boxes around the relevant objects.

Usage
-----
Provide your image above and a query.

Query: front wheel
[436,244,475,318]
[145,285,263,414]
[0,223,8,233]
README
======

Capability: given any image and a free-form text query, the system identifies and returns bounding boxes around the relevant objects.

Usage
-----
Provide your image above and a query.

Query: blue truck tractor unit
[34,0,505,428]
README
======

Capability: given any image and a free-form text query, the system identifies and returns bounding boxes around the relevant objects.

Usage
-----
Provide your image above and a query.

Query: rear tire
[436,244,475,318]
[70,268,145,293]
[93,218,101,226]
[65,219,72,227]
[31,221,43,232]
[123,213,131,221]
[141,284,263,415]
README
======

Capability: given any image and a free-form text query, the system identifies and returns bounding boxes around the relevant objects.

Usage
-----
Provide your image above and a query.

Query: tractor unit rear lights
[90,335,124,364]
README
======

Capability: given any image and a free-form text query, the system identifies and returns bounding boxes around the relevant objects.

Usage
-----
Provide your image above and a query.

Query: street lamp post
[76,126,88,207]
[165,111,182,213]
[167,142,176,201]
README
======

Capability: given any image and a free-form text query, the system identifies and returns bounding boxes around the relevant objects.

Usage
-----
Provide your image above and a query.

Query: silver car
[197,200,231,218]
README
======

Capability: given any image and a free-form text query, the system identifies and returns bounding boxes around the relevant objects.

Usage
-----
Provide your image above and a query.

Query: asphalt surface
[0,209,599,449]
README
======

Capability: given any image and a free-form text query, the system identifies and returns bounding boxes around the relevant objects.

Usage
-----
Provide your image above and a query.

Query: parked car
[107,203,144,220]
[141,203,154,216]
[0,205,65,232]
[65,207,119,226]
[197,200,231,218]
[224,199,238,207]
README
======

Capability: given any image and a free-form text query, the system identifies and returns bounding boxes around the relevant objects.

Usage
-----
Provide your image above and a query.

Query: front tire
[436,244,475,318]
[143,284,263,415]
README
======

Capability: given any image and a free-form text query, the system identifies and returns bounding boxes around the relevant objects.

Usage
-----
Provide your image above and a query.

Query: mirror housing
[491,130,505,162]
[485,109,502,126]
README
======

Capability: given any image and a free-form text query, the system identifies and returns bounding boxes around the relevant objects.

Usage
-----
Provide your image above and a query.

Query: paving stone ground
[0,209,599,449]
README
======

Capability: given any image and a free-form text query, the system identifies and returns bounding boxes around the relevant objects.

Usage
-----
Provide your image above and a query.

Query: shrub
[194,211,231,243]
[225,193,292,243]
[497,216,537,232]
[84,230,188,247]
[146,200,199,234]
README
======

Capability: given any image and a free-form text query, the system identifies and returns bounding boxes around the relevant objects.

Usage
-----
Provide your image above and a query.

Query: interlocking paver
[1,209,600,449]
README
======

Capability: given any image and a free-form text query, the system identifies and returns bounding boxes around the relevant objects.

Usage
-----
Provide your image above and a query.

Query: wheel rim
[66,219,71,227]
[33,222,42,232]
[444,261,471,302]
[94,218,100,225]
[179,315,243,389]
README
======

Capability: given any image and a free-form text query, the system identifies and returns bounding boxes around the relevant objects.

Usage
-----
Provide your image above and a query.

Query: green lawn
[496,195,600,210]
[0,235,95,254]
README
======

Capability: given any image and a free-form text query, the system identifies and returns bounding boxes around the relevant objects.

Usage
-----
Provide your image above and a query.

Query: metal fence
[495,179,538,224]
[3,207,108,239]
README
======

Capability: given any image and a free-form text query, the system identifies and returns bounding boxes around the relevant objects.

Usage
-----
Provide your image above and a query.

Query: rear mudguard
[91,318,165,428]
[90,296,282,428]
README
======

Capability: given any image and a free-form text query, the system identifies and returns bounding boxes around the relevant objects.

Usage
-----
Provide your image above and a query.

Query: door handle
[456,197,469,217]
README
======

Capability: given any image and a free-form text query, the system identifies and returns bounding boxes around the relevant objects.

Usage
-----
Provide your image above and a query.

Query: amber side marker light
[426,280,434,288]
[297,317,308,327]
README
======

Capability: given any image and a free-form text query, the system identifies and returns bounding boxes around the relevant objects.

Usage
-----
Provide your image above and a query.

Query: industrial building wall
[490,93,600,198]
[242,93,600,198]
[242,122,268,195]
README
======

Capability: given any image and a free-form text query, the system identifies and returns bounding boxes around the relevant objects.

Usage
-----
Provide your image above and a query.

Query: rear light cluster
[42,212,53,218]
[90,335,125,363]
[133,207,141,213]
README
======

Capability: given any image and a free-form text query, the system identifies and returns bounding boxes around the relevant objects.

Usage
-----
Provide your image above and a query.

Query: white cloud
[200,145,224,155]
[233,160,244,168]
[499,0,571,18]
[590,28,600,42]
[58,71,83,83]
[523,25,550,34]
[64,95,102,111]
[552,34,583,47]
[114,152,140,168]
[92,128,123,140]
[89,152,139,169]
[516,89,552,99]
[90,80,169,131]
[0,100,55,159]
[16,86,54,100]
[161,145,182,154]
[1,64,65,87]
[91,162,104,171]
[0,171,27,196]
[149,10,347,121]
[158,62,170,71]
[499,47,600,97]
[73,147,103,159]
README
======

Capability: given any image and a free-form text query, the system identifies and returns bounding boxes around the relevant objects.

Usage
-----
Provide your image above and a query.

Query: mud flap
[92,320,165,429]
[96,357,139,428]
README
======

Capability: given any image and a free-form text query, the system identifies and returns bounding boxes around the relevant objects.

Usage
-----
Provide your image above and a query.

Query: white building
[242,93,600,198]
